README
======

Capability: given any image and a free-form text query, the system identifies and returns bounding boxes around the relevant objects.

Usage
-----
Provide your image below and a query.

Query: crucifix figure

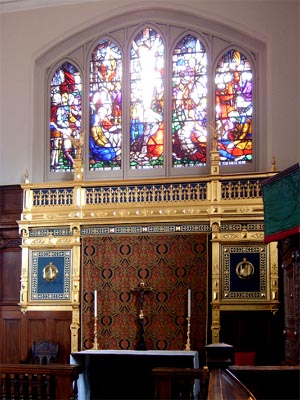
[131,280,153,350]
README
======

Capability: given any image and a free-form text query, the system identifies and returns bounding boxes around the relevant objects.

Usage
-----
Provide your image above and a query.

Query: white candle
[94,290,97,317]
[188,289,191,318]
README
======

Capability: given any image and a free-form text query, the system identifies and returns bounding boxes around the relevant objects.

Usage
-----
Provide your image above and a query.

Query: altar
[70,349,199,400]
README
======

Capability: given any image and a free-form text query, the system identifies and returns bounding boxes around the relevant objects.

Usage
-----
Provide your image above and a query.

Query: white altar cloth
[70,349,200,400]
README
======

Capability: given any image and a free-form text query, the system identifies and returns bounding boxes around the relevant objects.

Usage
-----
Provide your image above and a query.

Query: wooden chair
[31,339,59,365]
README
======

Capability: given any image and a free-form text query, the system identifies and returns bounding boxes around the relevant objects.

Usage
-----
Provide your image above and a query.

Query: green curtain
[262,163,300,242]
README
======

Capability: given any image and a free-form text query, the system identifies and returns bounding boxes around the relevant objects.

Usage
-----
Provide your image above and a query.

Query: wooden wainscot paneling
[0,307,25,363]
[0,185,22,305]
[0,185,23,363]
[25,311,73,364]
[0,308,72,364]
[0,244,22,304]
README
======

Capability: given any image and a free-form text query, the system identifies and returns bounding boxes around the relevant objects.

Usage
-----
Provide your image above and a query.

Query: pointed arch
[38,9,266,182]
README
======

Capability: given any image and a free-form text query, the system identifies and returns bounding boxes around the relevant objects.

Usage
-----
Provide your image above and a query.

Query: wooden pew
[229,365,300,400]
[152,367,209,400]
[207,368,256,400]
[207,366,300,400]
[0,363,80,399]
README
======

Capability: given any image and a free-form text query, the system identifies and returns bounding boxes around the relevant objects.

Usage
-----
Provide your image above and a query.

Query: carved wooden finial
[24,169,30,183]
[70,130,85,160]
[271,156,277,171]
[207,121,218,152]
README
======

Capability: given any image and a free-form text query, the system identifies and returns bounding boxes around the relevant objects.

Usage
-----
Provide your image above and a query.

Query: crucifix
[131,280,153,350]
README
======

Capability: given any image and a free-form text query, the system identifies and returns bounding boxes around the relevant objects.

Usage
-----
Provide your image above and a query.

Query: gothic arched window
[44,11,263,182]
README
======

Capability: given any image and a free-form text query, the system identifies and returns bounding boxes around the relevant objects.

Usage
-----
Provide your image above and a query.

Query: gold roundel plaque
[235,257,254,279]
[42,262,58,282]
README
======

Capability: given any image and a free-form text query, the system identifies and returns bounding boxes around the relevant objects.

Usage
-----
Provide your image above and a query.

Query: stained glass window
[47,17,261,181]
[50,62,82,172]
[172,34,208,168]
[89,39,122,171]
[215,49,253,165]
[129,28,165,170]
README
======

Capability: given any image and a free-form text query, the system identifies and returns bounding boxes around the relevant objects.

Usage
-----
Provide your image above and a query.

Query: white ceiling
[0,0,100,13]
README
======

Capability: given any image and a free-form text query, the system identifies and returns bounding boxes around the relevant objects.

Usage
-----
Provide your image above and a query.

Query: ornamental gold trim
[18,165,279,347]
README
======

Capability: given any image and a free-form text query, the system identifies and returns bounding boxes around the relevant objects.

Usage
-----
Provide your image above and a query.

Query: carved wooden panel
[0,249,22,303]
[0,314,22,363]
[0,185,22,226]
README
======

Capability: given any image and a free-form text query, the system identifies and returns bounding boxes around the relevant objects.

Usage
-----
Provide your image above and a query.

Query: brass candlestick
[185,317,191,351]
[92,316,99,350]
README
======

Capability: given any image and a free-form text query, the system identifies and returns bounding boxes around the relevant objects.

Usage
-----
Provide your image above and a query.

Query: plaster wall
[0,0,299,184]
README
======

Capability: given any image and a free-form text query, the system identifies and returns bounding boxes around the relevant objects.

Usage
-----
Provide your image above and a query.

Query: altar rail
[0,364,80,399]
